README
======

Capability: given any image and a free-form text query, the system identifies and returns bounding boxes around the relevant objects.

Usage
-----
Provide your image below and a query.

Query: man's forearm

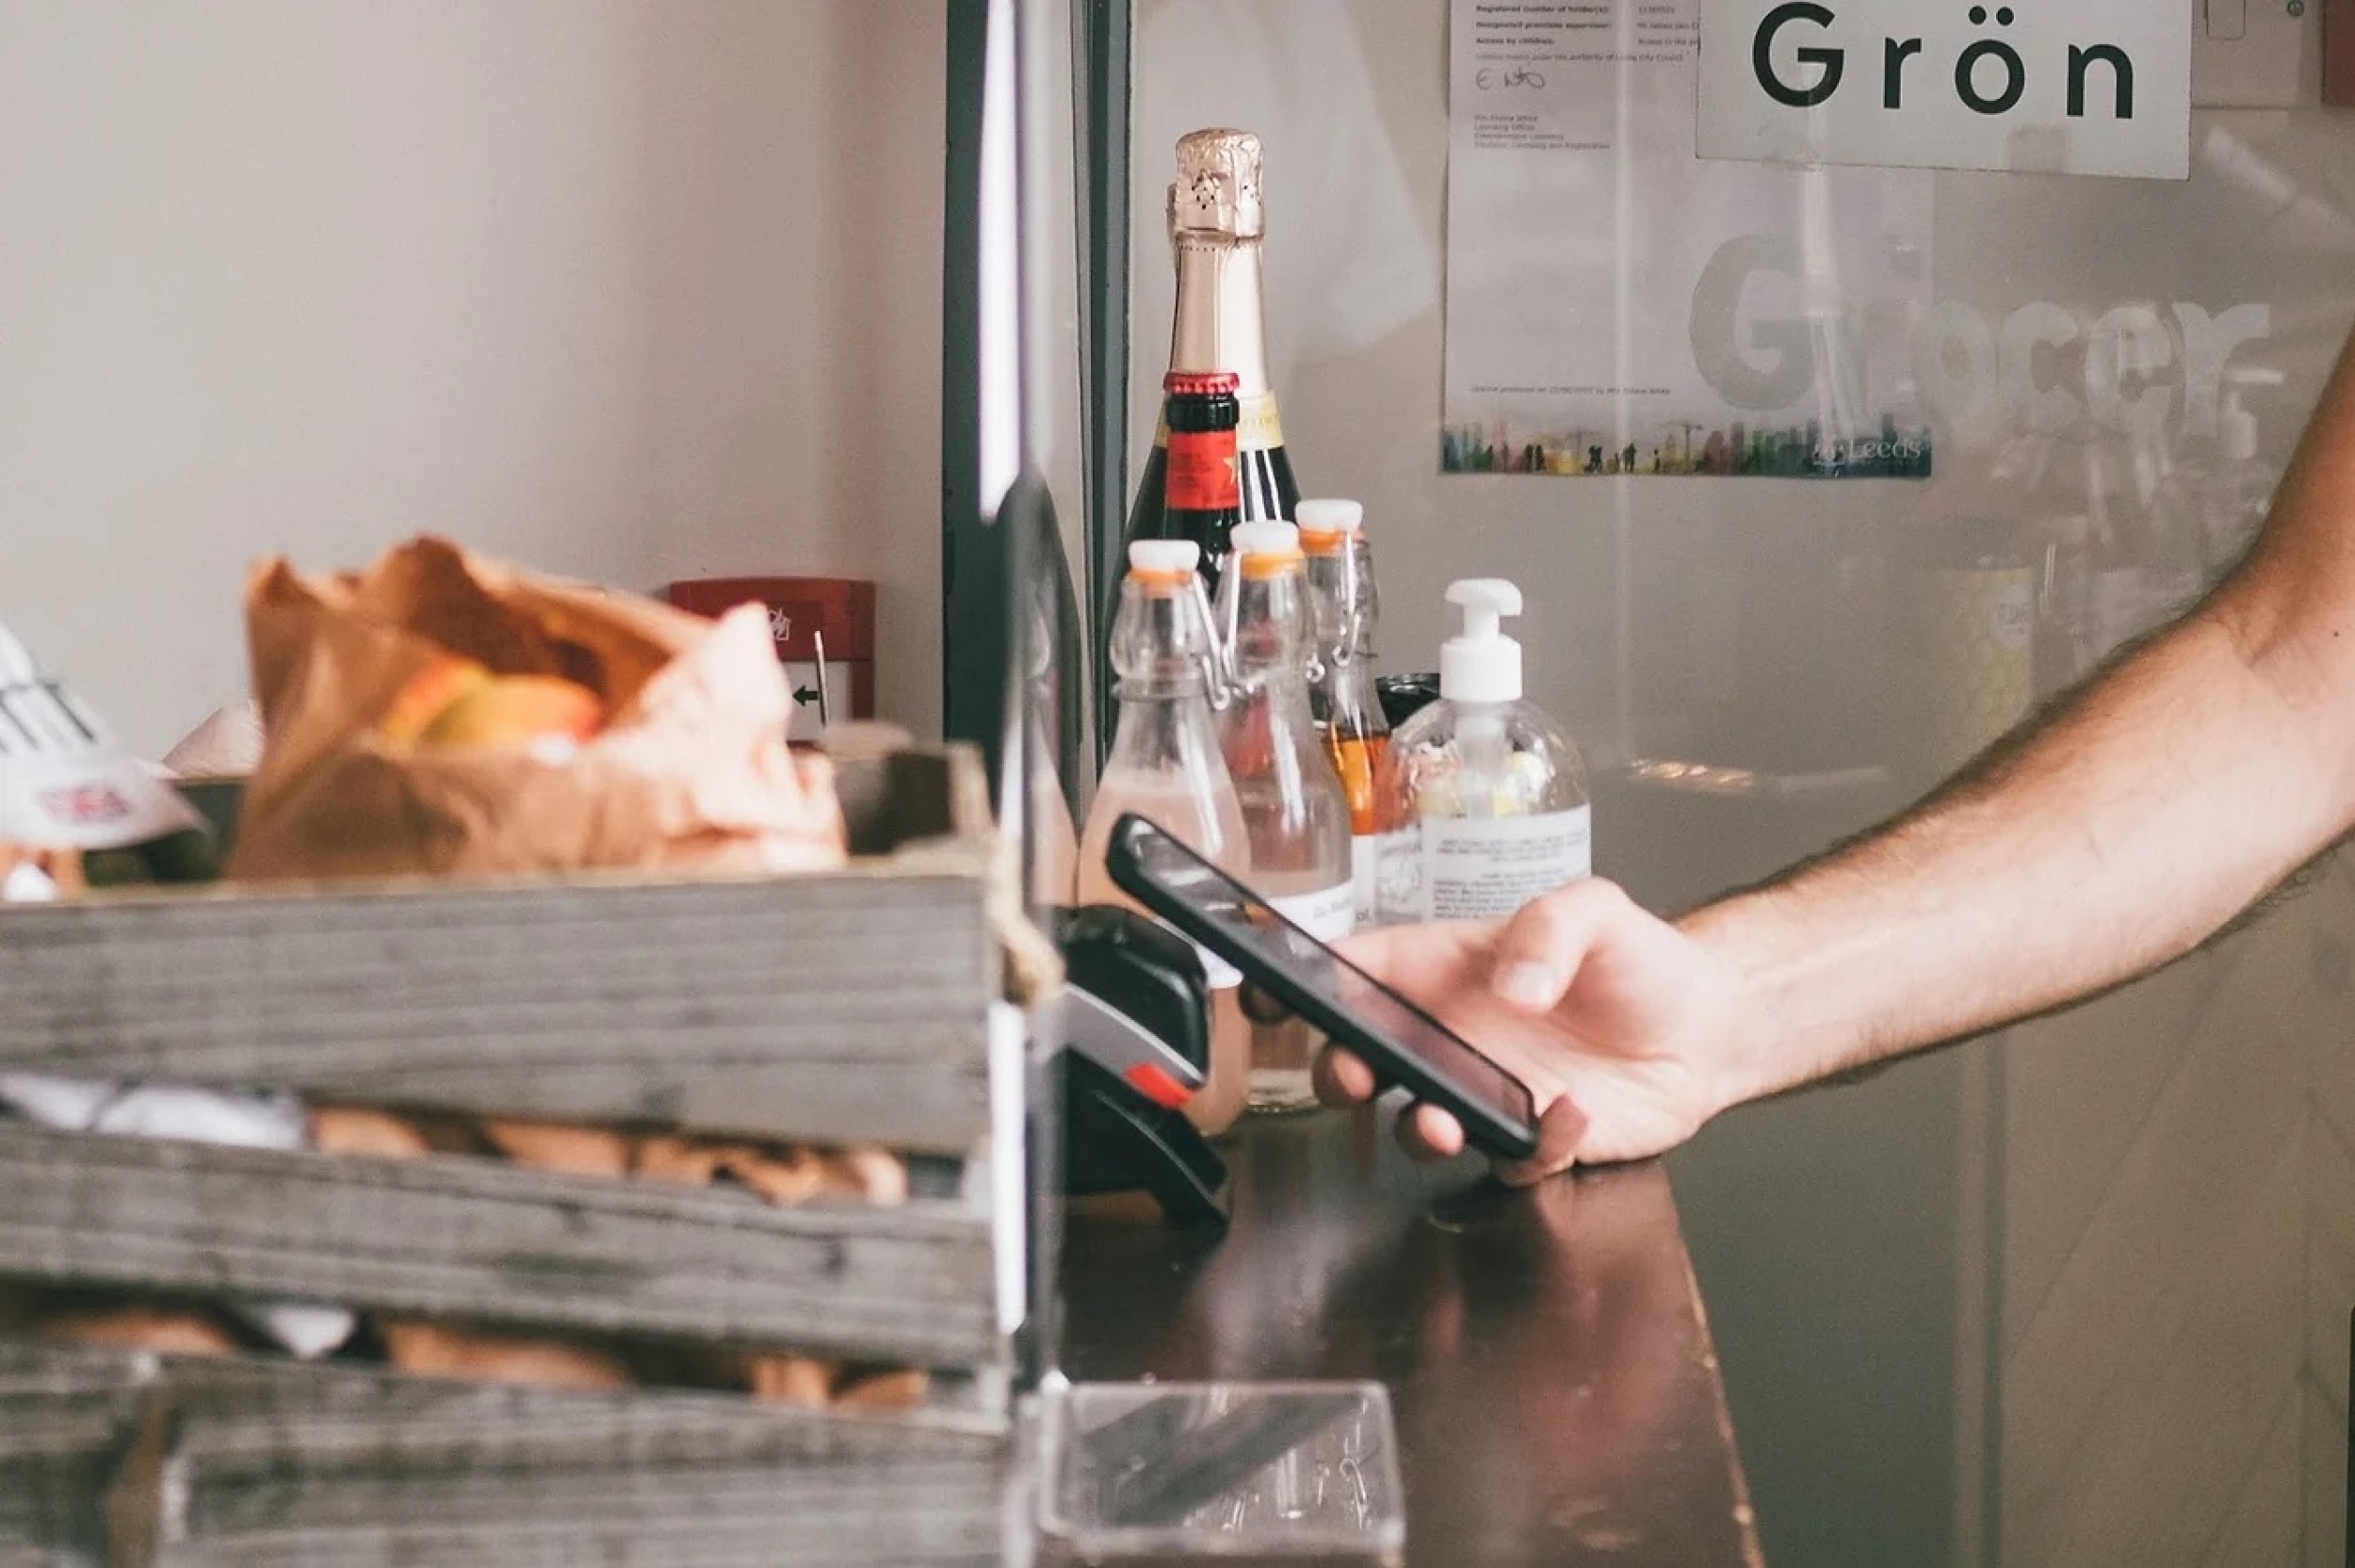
[1679,331,2355,1103]
[1682,609,2340,1099]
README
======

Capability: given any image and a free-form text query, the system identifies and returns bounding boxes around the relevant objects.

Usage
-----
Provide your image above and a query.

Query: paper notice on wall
[1443,0,1938,480]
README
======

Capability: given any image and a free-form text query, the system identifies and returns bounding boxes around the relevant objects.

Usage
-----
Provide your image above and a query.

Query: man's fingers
[1395,1101,1466,1161]
[1238,983,1290,1025]
[1391,1091,1584,1184]
[1486,881,1636,1013]
[1330,923,1426,973]
[1495,1092,1589,1188]
[1312,1045,1380,1107]
[1336,920,1497,999]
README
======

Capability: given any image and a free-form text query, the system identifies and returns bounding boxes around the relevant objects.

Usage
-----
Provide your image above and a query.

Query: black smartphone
[1102,814,1541,1162]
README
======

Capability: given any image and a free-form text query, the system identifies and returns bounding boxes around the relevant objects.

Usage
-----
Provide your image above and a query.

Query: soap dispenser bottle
[1382,579,1590,924]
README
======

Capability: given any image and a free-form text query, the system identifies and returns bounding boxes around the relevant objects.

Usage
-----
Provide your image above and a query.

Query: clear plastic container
[1039,1380,1405,1565]
[1384,580,1591,925]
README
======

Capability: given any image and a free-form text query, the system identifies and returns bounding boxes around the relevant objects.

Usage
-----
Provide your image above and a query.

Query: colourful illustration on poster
[1440,414,1934,478]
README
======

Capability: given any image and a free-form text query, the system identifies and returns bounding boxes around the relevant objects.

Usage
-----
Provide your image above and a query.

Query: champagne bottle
[1125,127,1301,592]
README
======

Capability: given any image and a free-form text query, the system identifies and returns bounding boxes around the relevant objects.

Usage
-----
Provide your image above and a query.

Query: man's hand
[1314,880,1755,1185]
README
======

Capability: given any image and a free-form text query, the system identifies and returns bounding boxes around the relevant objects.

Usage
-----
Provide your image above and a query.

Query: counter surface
[1056,1110,1765,1568]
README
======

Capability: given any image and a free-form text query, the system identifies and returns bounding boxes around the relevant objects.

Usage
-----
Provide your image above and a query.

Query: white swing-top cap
[1228,520,1301,560]
[1440,578,1524,704]
[1128,539,1201,575]
[1294,499,1365,539]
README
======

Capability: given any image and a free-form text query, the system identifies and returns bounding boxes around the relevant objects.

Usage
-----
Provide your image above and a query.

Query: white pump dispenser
[1440,579,1524,703]
[1381,577,1592,924]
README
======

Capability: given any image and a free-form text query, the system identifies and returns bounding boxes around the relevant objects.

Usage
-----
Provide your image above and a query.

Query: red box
[663,577,877,735]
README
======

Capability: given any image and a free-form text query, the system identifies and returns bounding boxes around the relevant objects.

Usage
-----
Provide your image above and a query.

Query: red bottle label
[1164,430,1241,511]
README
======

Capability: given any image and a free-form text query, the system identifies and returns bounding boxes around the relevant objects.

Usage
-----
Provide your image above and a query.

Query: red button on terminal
[1122,1063,1194,1110]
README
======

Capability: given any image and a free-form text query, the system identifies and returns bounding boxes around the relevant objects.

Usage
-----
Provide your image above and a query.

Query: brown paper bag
[229,536,846,881]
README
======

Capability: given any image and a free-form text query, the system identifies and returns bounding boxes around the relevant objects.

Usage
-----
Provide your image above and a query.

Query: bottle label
[1156,392,1285,454]
[1237,392,1285,452]
[1272,881,1358,946]
[1164,430,1242,511]
[1355,830,1421,929]
[1421,809,1593,923]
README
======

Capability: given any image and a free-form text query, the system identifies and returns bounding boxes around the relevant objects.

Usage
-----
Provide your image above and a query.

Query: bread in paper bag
[230,537,846,881]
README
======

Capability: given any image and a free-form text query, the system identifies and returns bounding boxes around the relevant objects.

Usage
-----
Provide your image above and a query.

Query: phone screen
[1113,816,1537,1149]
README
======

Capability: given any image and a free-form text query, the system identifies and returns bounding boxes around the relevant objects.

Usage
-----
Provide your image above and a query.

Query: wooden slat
[0,1345,1015,1568]
[0,868,996,1152]
[0,1395,137,1464]
[175,1461,1009,1559]
[0,1345,138,1568]
[161,1479,1011,1568]
[0,1447,109,1566]
[0,745,1005,1153]
[0,1547,93,1568]
[161,1355,1010,1468]
[0,1123,1001,1366]
[831,748,989,859]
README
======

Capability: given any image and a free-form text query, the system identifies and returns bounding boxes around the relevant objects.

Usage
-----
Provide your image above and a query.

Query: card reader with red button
[1048,905,1229,1227]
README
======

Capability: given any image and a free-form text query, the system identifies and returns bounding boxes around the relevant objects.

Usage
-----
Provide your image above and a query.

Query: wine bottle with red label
[1104,130,1304,751]
[1123,128,1301,591]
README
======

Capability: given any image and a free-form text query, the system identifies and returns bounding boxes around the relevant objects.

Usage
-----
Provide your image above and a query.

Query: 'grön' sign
[1697,0,2193,181]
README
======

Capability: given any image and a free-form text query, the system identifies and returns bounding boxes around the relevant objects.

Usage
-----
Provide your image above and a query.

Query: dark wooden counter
[1056,1110,1764,1568]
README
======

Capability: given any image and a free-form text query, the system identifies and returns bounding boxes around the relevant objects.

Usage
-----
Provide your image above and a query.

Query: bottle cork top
[1128,539,1201,577]
[1230,521,1300,559]
[1232,521,1303,581]
[1169,128,1265,240]
[1294,499,1365,549]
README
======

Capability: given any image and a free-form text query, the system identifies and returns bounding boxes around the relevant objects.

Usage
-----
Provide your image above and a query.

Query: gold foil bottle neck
[1169,127,1264,240]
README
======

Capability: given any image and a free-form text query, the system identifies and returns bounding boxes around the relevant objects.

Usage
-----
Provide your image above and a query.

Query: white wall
[0,0,944,755]
[645,0,946,739]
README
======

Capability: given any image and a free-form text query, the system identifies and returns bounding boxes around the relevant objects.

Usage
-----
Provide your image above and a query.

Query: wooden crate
[0,745,1030,1564]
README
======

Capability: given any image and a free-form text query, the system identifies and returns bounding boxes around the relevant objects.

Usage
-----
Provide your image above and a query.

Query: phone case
[1103,814,1540,1162]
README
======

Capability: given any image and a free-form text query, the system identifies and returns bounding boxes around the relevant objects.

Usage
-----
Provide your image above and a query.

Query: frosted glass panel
[1131,4,2355,1563]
